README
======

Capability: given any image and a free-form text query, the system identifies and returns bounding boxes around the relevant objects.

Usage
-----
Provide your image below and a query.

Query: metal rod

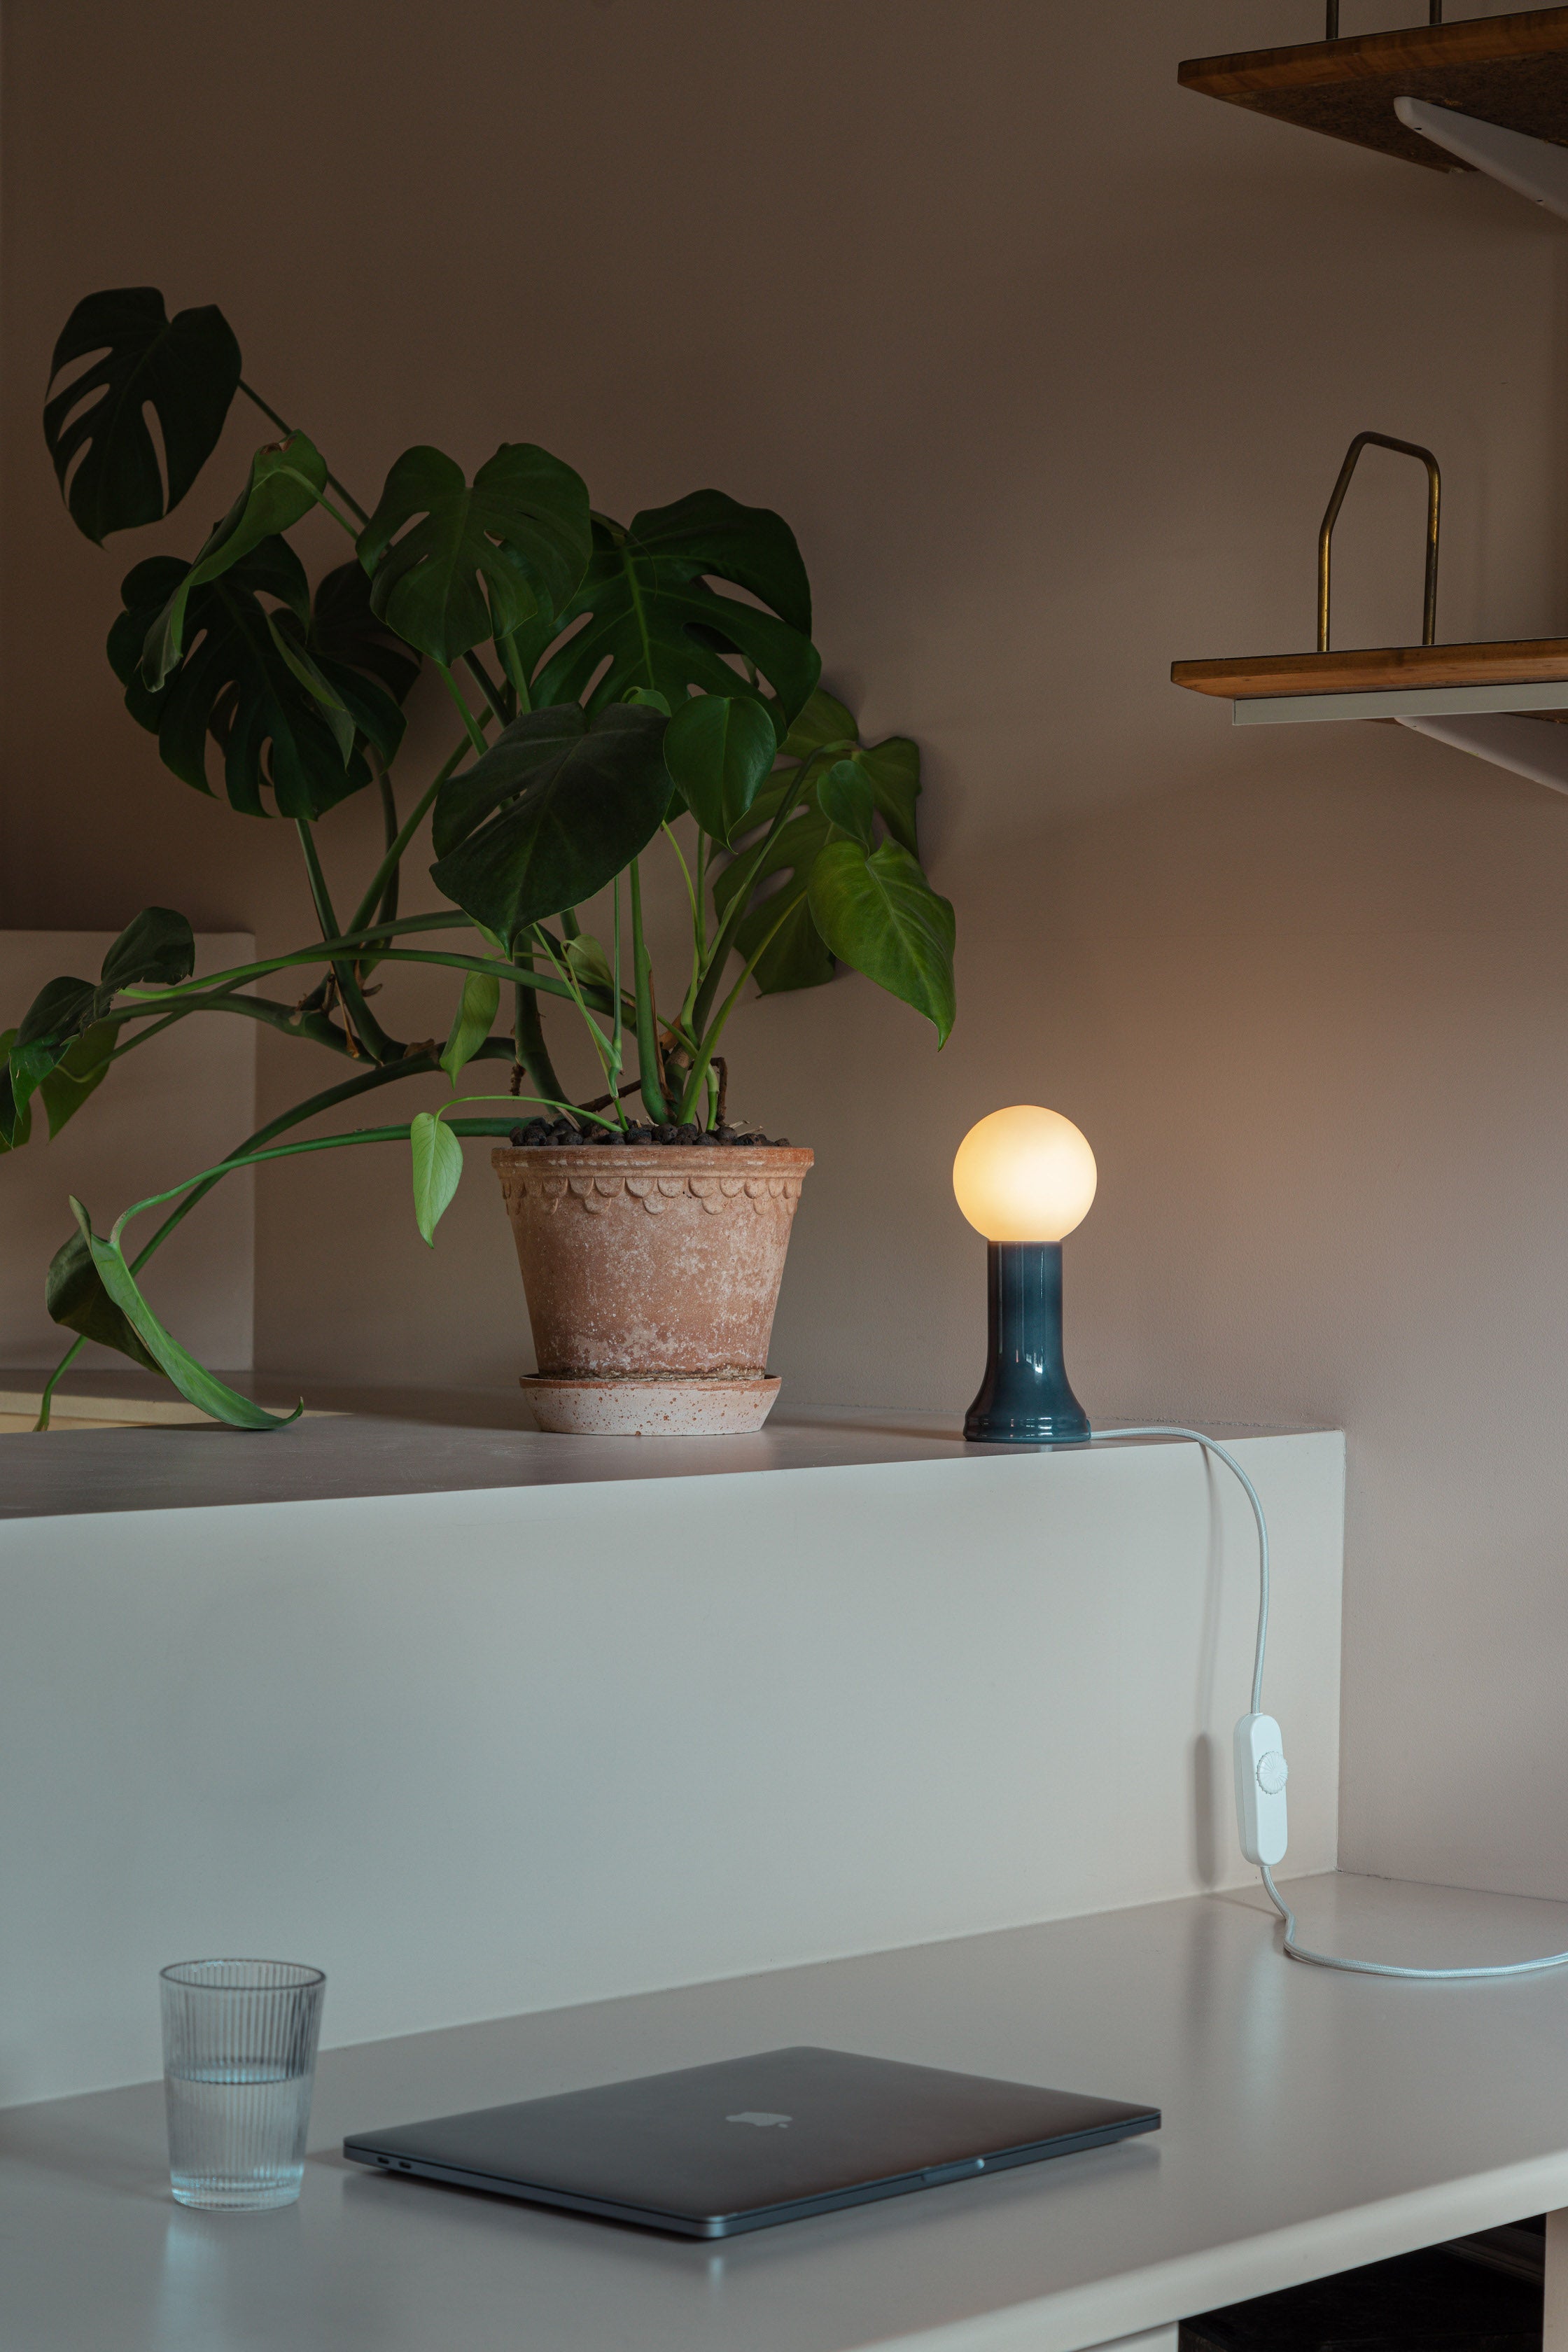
[1317,430,1441,654]
[1326,1,1339,34]
[1430,1,1443,21]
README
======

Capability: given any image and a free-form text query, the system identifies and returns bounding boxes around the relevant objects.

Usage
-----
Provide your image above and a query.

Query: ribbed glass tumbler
[160,1959,326,2210]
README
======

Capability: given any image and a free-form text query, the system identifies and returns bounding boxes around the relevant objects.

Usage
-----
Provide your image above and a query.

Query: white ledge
[0,1380,1326,1520]
[1,1404,1344,2106]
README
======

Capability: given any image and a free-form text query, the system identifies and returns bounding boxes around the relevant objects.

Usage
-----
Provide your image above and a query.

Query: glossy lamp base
[963,1241,1091,1446]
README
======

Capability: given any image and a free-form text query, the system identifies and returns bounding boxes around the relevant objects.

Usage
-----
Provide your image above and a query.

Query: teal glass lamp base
[963,1240,1091,1446]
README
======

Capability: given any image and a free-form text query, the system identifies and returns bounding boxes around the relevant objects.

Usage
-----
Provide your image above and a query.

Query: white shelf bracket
[1395,712,1568,796]
[1394,96,1568,220]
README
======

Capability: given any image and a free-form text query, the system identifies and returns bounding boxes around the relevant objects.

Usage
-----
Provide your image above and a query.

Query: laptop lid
[344,2044,1160,2238]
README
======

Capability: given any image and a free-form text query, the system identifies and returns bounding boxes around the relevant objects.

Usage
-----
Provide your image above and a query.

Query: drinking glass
[160,1959,326,2209]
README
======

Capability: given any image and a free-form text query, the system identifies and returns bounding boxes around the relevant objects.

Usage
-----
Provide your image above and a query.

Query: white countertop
[0,1377,1321,1519]
[8,1872,1568,2352]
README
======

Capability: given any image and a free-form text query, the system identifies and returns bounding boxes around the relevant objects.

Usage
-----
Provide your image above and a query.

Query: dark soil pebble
[507,1115,790,1148]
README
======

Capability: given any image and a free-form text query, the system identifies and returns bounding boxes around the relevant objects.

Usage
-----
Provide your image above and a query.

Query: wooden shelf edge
[1172,638,1568,699]
[1179,9,1568,102]
[1178,8,1568,174]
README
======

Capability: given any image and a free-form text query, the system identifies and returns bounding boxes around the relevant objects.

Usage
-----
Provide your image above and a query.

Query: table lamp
[953,1105,1096,1444]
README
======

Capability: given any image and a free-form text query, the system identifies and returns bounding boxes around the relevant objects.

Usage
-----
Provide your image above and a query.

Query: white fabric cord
[1084,1425,1568,1984]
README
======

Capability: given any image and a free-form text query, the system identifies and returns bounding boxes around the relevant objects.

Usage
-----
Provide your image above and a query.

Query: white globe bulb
[952,1105,1097,1243]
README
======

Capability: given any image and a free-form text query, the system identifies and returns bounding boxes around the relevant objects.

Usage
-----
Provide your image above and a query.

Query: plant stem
[348,745,475,934]
[494,629,532,713]
[356,758,402,980]
[531,925,621,1106]
[438,662,487,757]
[34,1050,451,1428]
[295,818,397,1062]
[108,1116,521,1250]
[237,379,371,526]
[675,891,802,1122]
[462,650,510,727]
[688,782,806,1038]
[122,940,582,1014]
[509,941,568,1103]
[111,990,354,1059]
[629,858,668,1123]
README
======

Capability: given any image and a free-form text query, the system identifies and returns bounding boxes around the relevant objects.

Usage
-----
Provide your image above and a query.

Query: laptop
[344,2043,1160,2238]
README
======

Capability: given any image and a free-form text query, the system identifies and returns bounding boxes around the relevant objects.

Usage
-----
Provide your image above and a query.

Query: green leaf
[745,886,836,994]
[265,611,355,766]
[45,1226,162,1373]
[664,694,778,845]
[853,734,921,856]
[310,560,421,706]
[109,543,402,818]
[564,933,615,992]
[6,975,97,1130]
[143,434,328,687]
[0,1032,31,1151]
[440,968,501,1082]
[66,1198,302,1427]
[43,286,241,544]
[430,703,673,940]
[1,911,184,1138]
[777,687,857,760]
[410,1112,463,1245]
[807,839,955,1044]
[38,1019,120,1140]
[357,443,591,666]
[531,491,820,729]
[818,757,876,848]
[99,906,195,995]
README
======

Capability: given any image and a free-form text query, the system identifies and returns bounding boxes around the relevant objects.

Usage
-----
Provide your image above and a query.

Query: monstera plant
[5,286,956,1430]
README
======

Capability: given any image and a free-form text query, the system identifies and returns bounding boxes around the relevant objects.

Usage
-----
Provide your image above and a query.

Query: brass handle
[1326,5,1441,33]
[1317,431,1441,654]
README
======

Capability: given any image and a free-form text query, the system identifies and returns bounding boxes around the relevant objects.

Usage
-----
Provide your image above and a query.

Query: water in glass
[160,1959,326,2211]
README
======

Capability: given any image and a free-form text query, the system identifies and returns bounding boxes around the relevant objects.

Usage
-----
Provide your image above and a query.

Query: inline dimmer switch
[1234,1712,1289,1867]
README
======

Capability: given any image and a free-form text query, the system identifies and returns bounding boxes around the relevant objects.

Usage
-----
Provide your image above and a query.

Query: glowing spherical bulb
[952,1105,1097,1243]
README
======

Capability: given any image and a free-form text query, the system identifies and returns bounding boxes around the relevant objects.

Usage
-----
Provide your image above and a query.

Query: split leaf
[430,703,672,942]
[357,443,591,666]
[43,286,241,543]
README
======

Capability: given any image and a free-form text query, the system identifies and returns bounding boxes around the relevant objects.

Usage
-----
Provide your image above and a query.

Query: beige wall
[5,0,1568,1899]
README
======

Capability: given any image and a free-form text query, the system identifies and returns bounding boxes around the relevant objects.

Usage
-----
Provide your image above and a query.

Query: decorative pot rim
[491,1144,814,1171]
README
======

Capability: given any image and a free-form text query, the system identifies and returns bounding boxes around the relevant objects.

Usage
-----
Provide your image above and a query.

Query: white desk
[8,1872,1568,2352]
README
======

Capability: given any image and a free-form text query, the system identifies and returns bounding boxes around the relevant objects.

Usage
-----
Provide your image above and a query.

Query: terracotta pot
[492,1144,813,1434]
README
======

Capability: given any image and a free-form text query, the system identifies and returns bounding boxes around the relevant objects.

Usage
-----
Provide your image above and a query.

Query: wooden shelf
[1172,638,1568,725]
[1179,8,1568,172]
[1174,636,1568,698]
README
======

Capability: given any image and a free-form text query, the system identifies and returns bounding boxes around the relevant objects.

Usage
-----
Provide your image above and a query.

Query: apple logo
[726,2111,792,2129]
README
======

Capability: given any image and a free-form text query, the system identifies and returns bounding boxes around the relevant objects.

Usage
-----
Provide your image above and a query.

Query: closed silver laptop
[344,2043,1160,2239]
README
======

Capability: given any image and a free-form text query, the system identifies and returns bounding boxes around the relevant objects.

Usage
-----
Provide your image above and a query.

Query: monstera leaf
[309,559,421,706]
[110,541,404,817]
[143,433,328,687]
[717,806,836,994]
[808,839,955,1044]
[44,287,241,544]
[662,693,778,845]
[357,443,591,666]
[0,908,195,1144]
[531,491,820,727]
[430,703,671,942]
[708,690,925,997]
